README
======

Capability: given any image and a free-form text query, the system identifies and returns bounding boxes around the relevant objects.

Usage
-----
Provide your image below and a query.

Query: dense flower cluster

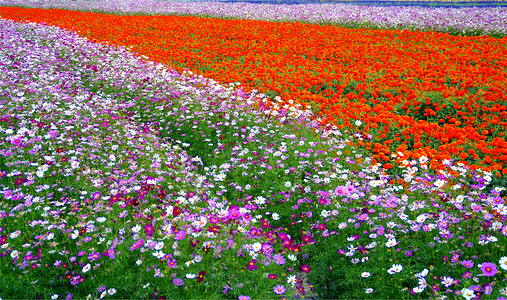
[0,6,506,178]
[3,0,507,36]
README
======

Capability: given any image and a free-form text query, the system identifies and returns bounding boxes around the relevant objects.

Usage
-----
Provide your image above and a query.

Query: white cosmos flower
[252,242,262,252]
[152,251,165,259]
[415,268,429,278]
[434,179,445,188]
[82,263,91,273]
[361,272,371,278]
[418,277,427,289]
[186,273,196,279]
[254,196,266,205]
[70,160,80,169]
[132,224,141,233]
[155,241,164,250]
[287,274,297,286]
[416,214,427,223]
[385,238,397,248]
[461,288,475,300]
[391,264,403,273]
[498,256,507,271]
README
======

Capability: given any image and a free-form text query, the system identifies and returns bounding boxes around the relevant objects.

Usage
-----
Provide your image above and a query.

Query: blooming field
[1,4,507,181]
[1,2,507,300]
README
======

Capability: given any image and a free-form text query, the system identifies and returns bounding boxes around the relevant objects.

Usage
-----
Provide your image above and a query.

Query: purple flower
[173,278,183,286]
[88,252,101,261]
[273,254,285,265]
[450,254,460,264]
[247,260,258,271]
[130,239,144,251]
[480,262,498,277]
[274,285,286,295]
[483,283,493,295]
[238,296,250,300]
[461,260,474,269]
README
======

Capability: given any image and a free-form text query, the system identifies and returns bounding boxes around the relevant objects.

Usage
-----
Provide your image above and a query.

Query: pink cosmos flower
[174,230,186,240]
[273,285,286,295]
[480,262,498,277]
[11,136,22,146]
[130,239,144,251]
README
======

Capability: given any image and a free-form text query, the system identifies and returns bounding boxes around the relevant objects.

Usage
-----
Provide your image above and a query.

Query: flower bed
[1,5,506,181]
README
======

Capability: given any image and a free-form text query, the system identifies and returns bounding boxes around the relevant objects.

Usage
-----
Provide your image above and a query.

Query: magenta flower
[14,177,27,187]
[11,136,22,146]
[480,262,498,277]
[130,239,144,251]
[144,224,154,237]
[167,259,177,268]
[301,264,311,273]
[247,260,258,271]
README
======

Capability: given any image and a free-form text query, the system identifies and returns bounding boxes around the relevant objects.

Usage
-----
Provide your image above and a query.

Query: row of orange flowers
[1,7,505,176]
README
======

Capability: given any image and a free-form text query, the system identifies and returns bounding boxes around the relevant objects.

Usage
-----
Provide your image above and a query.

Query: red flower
[172,206,181,217]
[197,270,205,283]
[207,225,220,234]
[14,177,27,186]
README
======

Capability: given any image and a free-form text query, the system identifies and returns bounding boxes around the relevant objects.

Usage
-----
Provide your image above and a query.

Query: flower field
[0,1,507,299]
